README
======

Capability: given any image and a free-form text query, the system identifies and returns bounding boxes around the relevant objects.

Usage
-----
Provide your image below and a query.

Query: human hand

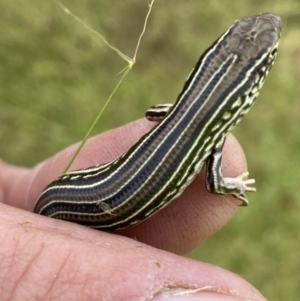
[0,119,266,300]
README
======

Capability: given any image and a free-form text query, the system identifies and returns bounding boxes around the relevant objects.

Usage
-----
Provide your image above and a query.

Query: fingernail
[153,291,254,301]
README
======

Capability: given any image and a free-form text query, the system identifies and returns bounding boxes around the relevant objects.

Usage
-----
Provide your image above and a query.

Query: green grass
[1,0,300,299]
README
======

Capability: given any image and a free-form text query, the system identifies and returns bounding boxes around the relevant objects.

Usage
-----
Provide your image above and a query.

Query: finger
[0,119,250,254]
[0,205,266,301]
[0,119,155,209]
[118,133,246,254]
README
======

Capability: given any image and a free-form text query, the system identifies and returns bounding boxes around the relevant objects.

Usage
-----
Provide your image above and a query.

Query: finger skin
[0,118,250,254]
[0,204,267,301]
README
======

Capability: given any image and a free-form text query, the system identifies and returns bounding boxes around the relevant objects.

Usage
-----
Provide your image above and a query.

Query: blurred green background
[1,0,299,299]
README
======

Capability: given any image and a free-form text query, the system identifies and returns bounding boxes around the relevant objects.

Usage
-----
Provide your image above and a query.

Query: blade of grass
[52,0,155,174]
[63,65,132,173]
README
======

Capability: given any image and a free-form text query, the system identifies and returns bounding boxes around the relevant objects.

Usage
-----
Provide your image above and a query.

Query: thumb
[0,204,266,301]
